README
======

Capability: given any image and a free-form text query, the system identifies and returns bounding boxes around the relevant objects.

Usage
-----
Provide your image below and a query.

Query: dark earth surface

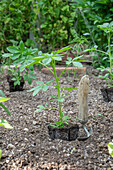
[0,65,113,170]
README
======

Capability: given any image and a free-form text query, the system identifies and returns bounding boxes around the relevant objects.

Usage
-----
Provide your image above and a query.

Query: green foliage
[33,0,78,51]
[0,0,36,52]
[24,46,84,127]
[2,41,37,86]
[73,0,113,48]
[84,22,113,87]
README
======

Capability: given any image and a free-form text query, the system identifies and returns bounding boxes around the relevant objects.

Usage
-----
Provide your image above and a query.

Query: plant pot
[41,67,86,77]
[101,87,113,102]
[48,124,79,141]
[7,75,25,92]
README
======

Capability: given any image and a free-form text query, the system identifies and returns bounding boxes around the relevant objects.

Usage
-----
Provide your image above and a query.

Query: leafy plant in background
[2,40,38,86]
[33,0,78,51]
[0,0,36,53]
[24,46,85,127]
[73,0,113,49]
[84,22,113,87]
[0,91,13,159]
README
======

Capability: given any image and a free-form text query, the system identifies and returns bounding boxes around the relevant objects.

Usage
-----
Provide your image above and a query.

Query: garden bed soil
[101,87,113,102]
[0,65,113,169]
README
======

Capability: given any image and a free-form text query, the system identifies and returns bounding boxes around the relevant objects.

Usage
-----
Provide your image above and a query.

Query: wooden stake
[78,75,89,124]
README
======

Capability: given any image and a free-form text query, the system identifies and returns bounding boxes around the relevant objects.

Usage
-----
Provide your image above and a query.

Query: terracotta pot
[101,87,113,102]
[7,75,25,92]
[41,67,86,76]
[48,124,79,141]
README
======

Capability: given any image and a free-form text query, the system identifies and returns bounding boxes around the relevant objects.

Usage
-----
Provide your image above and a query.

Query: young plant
[0,92,13,159]
[84,22,113,87]
[2,40,38,86]
[24,46,84,127]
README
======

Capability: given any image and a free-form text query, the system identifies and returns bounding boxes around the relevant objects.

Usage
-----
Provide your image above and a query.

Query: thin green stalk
[58,61,73,81]
[51,60,62,121]
[39,61,54,75]
[96,49,108,56]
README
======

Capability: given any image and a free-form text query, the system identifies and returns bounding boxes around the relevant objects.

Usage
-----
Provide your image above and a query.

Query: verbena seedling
[24,46,84,127]
[2,40,37,86]
[84,22,113,88]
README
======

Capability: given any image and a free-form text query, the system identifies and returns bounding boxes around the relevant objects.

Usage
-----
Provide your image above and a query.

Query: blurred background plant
[0,0,113,68]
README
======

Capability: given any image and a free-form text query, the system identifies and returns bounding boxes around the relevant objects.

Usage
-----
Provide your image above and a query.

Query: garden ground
[0,65,113,169]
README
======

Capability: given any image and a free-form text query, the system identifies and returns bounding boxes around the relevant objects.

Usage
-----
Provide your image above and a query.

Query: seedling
[24,46,84,127]
[2,40,37,86]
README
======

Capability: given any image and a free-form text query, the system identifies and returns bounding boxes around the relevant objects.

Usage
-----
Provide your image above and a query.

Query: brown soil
[0,65,113,169]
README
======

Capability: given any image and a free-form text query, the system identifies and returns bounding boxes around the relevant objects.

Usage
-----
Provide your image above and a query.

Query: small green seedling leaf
[62,87,78,91]
[0,90,5,97]
[36,81,44,85]
[0,97,10,102]
[35,105,45,112]
[0,103,11,116]
[107,142,113,157]
[0,119,13,129]
[42,84,48,91]
[7,46,19,53]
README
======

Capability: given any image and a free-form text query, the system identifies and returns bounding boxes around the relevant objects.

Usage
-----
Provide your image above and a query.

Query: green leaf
[0,90,5,97]
[52,56,62,61]
[31,48,38,54]
[63,87,78,91]
[107,142,113,157]
[84,46,98,52]
[33,55,47,62]
[22,61,37,69]
[49,124,56,127]
[35,105,45,112]
[42,58,52,65]
[7,46,19,53]
[54,46,71,54]
[33,87,42,96]
[28,77,32,85]
[42,84,48,91]
[63,116,70,120]
[29,74,37,79]
[0,119,13,129]
[46,80,54,84]
[2,53,12,58]
[57,97,64,102]
[72,55,83,61]
[19,40,24,51]
[36,81,44,85]
[0,97,10,102]
[73,62,83,67]
[11,53,20,60]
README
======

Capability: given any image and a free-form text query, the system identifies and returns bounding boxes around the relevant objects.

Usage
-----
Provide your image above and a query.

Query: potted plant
[23,46,86,141]
[2,41,37,92]
[84,22,113,102]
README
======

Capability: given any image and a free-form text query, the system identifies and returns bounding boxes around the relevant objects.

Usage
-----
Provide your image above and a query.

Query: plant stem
[108,33,113,85]
[51,60,62,121]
